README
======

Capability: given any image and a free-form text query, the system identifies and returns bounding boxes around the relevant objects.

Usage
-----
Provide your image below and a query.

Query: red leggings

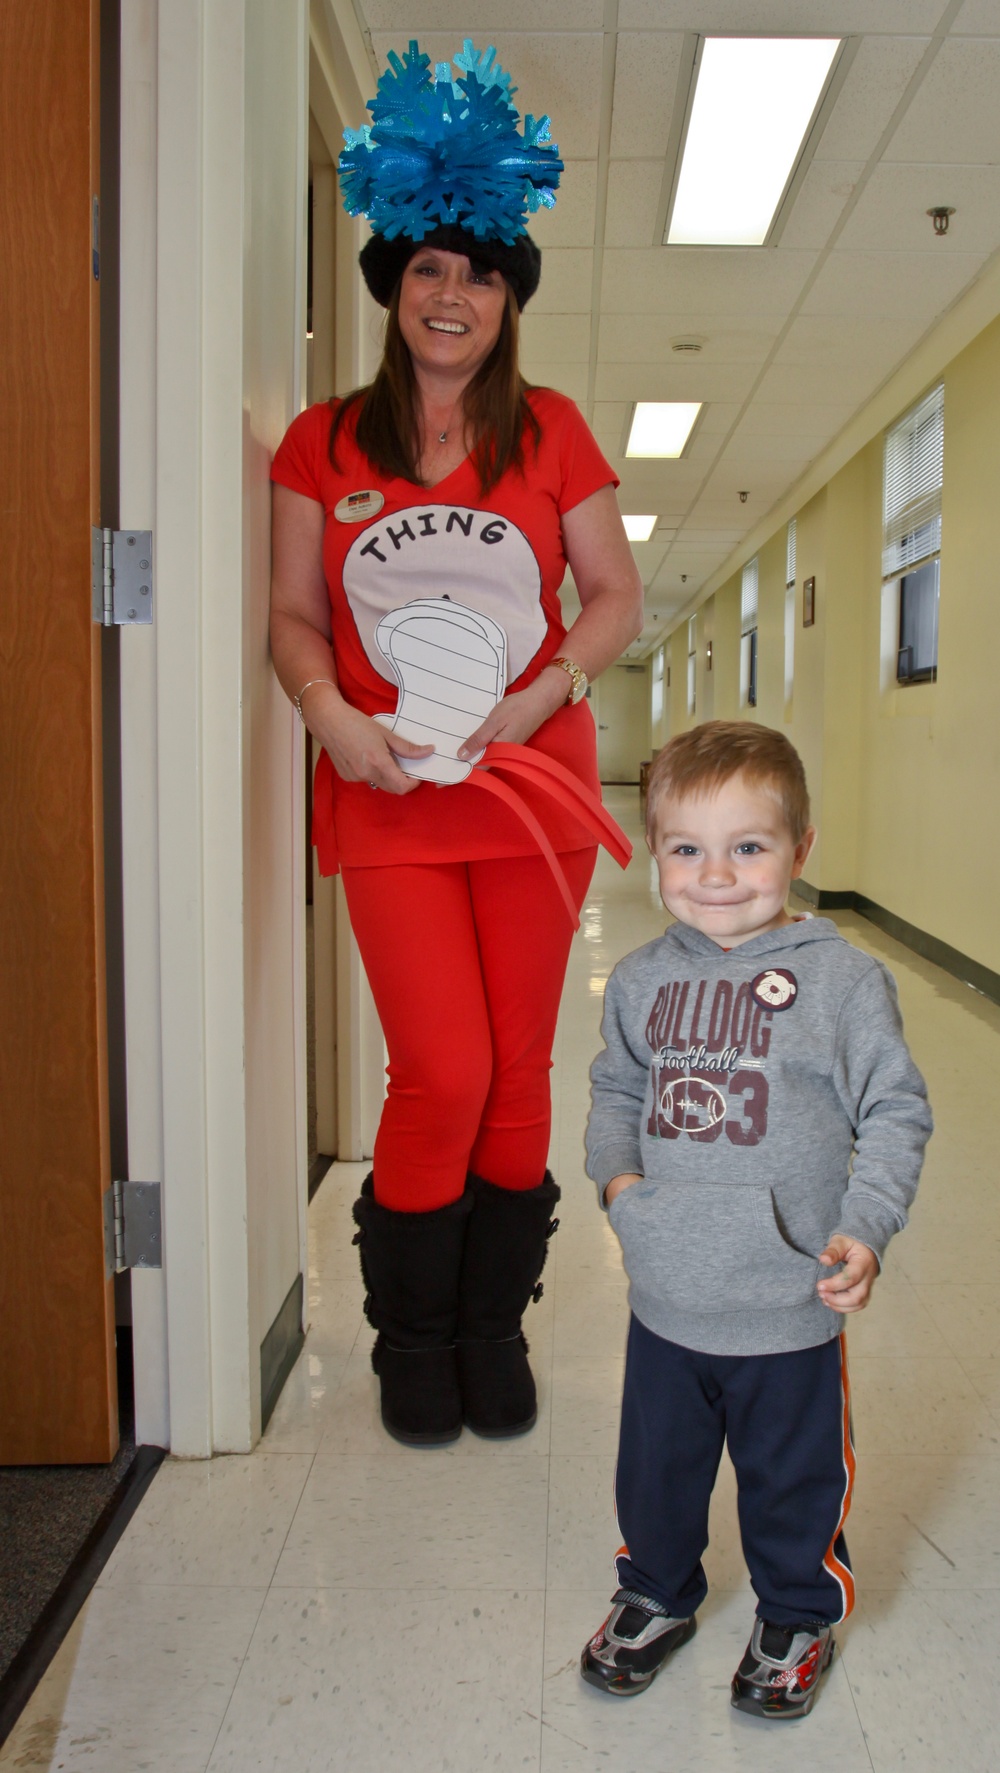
[341,848,596,1211]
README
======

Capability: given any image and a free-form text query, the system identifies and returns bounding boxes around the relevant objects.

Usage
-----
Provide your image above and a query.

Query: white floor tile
[840,1587,1000,1772]
[272,1455,549,1591]
[847,1454,1000,1589]
[849,1354,1000,1455]
[0,1586,264,1773]
[98,1455,313,1590]
[206,1588,543,1772]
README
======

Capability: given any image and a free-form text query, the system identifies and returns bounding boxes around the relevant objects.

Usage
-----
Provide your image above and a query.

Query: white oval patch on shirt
[342,504,546,684]
[335,490,385,523]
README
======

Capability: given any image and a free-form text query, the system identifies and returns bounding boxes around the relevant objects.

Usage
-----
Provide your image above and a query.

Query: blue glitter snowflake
[338,39,563,245]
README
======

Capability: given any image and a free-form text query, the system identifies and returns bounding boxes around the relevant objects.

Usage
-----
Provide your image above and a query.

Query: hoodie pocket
[607,1181,821,1315]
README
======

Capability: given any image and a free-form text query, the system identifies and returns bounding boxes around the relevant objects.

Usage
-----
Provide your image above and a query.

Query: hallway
[4,787,999,1771]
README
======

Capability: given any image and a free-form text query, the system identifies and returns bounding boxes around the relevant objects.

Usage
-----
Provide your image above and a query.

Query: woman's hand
[457,667,568,760]
[306,686,433,795]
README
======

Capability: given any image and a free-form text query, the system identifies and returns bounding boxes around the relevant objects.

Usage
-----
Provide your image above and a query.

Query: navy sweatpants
[613,1315,855,1629]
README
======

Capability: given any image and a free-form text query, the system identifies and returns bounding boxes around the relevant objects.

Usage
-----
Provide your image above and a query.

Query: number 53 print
[647,1067,768,1146]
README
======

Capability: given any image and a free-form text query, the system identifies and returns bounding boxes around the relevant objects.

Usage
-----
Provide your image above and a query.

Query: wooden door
[0,0,118,1461]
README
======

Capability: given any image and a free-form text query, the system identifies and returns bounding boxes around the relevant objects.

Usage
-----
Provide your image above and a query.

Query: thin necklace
[429,397,463,446]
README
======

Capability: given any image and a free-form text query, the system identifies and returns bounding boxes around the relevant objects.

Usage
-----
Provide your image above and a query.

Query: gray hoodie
[586,917,932,1357]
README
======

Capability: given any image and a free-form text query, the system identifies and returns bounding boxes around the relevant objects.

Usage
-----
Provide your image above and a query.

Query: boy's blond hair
[646,721,811,843]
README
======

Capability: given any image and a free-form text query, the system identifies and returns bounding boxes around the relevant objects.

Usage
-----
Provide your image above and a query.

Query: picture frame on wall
[803,576,816,627]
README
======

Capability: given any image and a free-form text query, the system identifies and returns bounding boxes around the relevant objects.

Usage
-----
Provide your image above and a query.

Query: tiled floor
[6,787,1000,1770]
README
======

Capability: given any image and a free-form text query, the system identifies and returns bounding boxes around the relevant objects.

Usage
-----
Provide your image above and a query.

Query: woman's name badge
[335,490,384,523]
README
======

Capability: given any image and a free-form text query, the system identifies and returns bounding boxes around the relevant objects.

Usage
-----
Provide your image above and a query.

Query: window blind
[786,518,797,588]
[883,384,944,579]
[741,558,759,635]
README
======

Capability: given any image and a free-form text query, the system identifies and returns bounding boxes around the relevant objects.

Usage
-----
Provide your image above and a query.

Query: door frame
[119,0,382,1455]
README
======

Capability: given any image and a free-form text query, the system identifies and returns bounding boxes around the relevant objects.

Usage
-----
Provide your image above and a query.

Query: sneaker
[580,1589,696,1697]
[731,1618,835,1719]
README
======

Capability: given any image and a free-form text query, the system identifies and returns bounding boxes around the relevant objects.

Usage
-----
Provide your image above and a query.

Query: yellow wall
[655,309,1000,976]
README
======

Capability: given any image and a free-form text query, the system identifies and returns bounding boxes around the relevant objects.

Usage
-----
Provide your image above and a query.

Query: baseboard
[260,1272,304,1433]
[308,1153,334,1202]
[792,881,1000,1006]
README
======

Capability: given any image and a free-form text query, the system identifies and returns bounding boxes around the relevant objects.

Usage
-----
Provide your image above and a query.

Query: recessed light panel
[625,403,702,458]
[622,514,658,541]
[668,36,841,247]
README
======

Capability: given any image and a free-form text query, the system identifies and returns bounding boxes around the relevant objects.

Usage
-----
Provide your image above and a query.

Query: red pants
[341,849,597,1211]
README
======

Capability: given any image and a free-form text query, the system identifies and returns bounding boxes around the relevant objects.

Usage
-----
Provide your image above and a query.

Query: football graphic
[751,968,798,1011]
[659,1075,728,1132]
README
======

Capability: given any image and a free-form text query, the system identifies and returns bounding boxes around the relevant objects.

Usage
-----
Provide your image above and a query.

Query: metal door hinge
[92,529,154,626]
[104,1180,162,1275]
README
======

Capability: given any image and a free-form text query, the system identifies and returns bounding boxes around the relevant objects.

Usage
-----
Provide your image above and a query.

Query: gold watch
[551,656,589,705]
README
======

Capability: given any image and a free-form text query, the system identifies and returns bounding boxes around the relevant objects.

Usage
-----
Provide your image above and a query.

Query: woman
[269,42,643,1447]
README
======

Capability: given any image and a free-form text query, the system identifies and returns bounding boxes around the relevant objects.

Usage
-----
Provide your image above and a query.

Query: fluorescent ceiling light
[622,514,658,541]
[668,36,841,247]
[626,403,701,458]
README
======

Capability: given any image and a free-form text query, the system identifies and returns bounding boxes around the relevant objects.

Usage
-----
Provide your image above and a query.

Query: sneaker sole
[580,1614,697,1697]
[730,1639,835,1719]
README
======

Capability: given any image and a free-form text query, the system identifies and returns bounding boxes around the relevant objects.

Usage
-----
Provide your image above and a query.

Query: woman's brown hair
[328,278,540,494]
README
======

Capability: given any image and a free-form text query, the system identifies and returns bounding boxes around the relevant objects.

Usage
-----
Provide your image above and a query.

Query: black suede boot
[352,1177,473,1447]
[457,1172,560,1437]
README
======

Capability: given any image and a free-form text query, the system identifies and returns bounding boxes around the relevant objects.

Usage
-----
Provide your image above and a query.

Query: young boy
[581,721,931,1719]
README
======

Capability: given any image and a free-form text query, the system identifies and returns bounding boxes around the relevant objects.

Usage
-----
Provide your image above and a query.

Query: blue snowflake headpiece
[340,40,563,310]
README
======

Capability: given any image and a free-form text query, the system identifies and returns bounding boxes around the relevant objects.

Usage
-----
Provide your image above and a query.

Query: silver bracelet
[292,678,336,724]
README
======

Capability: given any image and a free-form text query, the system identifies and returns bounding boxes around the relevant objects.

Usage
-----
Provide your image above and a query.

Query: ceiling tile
[886,38,1000,164]
[718,434,821,469]
[672,529,747,548]
[519,312,591,362]
[952,0,1000,29]
[600,248,817,314]
[630,541,671,584]
[527,249,594,314]
[835,162,1000,256]
[598,313,783,363]
[752,360,891,408]
[778,161,866,252]
[593,361,758,403]
[609,32,685,160]
[364,1,603,31]
[800,248,987,318]
[523,363,590,403]
[730,403,857,439]
[618,1,942,29]
[773,312,926,367]
[529,160,598,249]
[813,37,931,163]
[370,32,604,160]
[604,161,663,249]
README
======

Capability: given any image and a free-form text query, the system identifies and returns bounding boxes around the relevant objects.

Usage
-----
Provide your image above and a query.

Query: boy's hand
[816,1234,879,1313]
[604,1173,642,1206]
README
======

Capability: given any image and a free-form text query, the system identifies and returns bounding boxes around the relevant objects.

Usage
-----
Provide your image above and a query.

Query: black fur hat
[359,225,542,312]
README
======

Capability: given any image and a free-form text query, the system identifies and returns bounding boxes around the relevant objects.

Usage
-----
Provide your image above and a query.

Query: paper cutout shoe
[374,596,507,784]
